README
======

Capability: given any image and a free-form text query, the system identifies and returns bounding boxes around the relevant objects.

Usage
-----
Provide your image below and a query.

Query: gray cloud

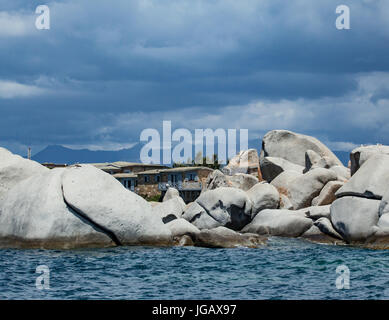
[0,0,389,155]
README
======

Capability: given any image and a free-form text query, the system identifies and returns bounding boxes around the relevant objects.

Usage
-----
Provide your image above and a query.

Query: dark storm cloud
[0,0,389,154]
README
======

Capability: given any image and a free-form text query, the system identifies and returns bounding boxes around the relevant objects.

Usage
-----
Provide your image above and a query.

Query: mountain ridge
[32,143,350,166]
[32,144,143,164]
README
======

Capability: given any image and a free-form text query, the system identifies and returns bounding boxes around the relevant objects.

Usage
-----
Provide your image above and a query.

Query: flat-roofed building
[41,163,68,169]
[110,161,167,174]
[85,161,167,197]
[59,161,213,203]
[88,163,123,174]
[88,162,166,174]
[136,166,213,203]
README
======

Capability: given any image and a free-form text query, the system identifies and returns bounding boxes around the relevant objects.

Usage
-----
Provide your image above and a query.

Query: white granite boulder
[329,165,350,182]
[304,149,349,181]
[304,150,323,171]
[270,170,302,192]
[165,218,200,237]
[378,214,389,230]
[311,181,344,206]
[287,168,337,209]
[0,147,48,203]
[181,202,221,230]
[260,130,342,167]
[376,190,389,231]
[336,154,389,199]
[300,225,345,244]
[279,194,293,210]
[173,235,195,247]
[182,187,252,231]
[350,145,389,176]
[330,197,380,242]
[163,187,180,202]
[260,156,304,182]
[223,149,259,175]
[0,168,114,249]
[62,165,172,246]
[203,170,229,191]
[192,226,266,248]
[204,170,258,192]
[306,205,331,220]
[379,189,389,217]
[304,149,339,172]
[314,217,343,240]
[246,182,280,218]
[242,209,313,237]
[227,173,259,191]
[152,196,186,223]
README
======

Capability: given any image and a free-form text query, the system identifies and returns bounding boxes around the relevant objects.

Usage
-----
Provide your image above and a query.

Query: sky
[0,0,389,157]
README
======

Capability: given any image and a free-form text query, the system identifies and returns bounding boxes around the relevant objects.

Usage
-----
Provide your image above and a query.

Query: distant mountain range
[32,143,350,166]
[332,151,349,166]
[32,144,144,164]
[32,140,260,165]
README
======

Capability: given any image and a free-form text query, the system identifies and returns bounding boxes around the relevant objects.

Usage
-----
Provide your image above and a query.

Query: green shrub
[141,194,162,202]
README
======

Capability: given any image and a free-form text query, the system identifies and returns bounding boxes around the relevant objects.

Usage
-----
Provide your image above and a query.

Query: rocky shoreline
[1,129,389,250]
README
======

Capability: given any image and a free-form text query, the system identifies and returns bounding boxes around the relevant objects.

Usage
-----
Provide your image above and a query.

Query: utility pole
[28,147,31,160]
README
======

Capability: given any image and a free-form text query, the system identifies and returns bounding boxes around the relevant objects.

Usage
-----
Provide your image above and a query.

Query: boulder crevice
[61,185,122,246]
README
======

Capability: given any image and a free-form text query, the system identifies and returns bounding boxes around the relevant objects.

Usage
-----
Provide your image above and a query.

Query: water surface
[1,238,388,300]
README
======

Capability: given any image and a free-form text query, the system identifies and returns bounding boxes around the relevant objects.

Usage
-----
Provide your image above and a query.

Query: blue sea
[1,237,388,300]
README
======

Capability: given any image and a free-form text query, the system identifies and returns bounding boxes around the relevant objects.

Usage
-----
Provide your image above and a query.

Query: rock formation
[0,153,172,248]
[2,129,389,249]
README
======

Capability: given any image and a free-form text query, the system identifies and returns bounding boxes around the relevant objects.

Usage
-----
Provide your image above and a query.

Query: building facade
[88,162,213,203]
[90,162,167,175]
[136,167,213,203]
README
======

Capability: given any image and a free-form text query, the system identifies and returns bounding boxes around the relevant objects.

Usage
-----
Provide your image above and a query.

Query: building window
[170,174,178,183]
[155,175,161,183]
[186,173,198,181]
[135,180,138,187]
[144,175,150,183]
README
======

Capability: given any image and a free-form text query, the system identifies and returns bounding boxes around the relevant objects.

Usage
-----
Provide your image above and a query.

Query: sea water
[1,237,388,300]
